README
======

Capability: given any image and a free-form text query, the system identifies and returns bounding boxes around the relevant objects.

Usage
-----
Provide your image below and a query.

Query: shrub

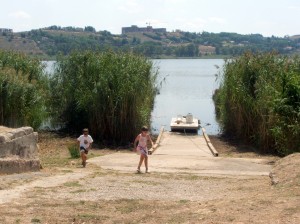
[68,144,80,158]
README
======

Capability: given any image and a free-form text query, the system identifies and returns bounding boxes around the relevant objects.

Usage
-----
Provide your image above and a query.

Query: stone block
[0,126,40,174]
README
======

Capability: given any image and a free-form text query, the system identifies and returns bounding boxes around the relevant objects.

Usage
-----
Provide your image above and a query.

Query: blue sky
[1,0,300,37]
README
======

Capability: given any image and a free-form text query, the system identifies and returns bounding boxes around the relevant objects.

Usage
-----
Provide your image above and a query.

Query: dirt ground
[0,132,299,224]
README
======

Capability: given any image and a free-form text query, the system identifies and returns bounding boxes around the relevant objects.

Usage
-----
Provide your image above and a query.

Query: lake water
[44,59,224,135]
[151,59,224,135]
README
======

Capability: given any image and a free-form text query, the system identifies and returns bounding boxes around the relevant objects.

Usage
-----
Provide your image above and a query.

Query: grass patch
[284,205,300,215]
[130,180,160,186]
[71,189,86,193]
[63,181,82,187]
[115,199,141,214]
[79,200,85,205]
[33,187,45,192]
[167,214,188,223]
[40,156,71,168]
[60,169,74,173]
[77,213,100,219]
[87,171,107,179]
[31,218,41,223]
[258,199,273,205]
[183,174,202,180]
[178,199,190,204]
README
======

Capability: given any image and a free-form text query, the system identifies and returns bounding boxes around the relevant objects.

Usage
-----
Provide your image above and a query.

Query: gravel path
[1,153,298,224]
[0,163,268,205]
[38,172,267,202]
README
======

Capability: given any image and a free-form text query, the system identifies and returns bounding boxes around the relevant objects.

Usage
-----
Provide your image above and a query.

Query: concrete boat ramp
[89,131,272,176]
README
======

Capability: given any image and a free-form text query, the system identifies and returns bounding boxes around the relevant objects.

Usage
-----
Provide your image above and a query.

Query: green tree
[84,26,96,32]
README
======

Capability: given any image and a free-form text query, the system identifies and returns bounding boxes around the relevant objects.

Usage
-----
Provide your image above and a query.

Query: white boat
[170,113,200,133]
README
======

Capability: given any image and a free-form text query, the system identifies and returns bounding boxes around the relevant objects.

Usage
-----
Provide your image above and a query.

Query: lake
[44,59,224,135]
[151,59,224,135]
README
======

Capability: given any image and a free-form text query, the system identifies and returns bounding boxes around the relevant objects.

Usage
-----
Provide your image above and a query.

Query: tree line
[7,27,300,58]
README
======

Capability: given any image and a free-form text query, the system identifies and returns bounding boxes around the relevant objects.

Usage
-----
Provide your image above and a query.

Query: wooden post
[202,127,218,157]
[148,126,164,155]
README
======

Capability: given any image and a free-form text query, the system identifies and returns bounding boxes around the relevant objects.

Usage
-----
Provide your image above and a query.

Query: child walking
[133,126,155,173]
[77,128,93,168]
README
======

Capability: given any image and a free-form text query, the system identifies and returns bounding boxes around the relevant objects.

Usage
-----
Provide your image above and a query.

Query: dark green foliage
[175,44,199,57]
[49,51,157,145]
[0,50,48,129]
[84,26,96,32]
[214,52,300,155]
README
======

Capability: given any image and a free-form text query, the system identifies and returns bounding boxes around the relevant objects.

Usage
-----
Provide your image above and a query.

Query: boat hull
[170,117,200,133]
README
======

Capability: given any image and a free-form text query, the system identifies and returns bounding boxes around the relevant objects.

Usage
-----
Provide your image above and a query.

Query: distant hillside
[290,35,300,40]
[1,26,300,58]
[0,33,44,56]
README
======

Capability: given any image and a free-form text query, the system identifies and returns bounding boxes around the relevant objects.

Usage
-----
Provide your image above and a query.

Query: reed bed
[215,52,300,155]
[0,50,48,129]
[50,51,157,145]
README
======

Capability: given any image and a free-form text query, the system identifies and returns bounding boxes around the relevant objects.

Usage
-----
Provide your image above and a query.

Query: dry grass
[209,135,278,161]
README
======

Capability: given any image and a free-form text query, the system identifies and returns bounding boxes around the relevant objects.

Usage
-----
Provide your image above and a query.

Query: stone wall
[0,126,40,174]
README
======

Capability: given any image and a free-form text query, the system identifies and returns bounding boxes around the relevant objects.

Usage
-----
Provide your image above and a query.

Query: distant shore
[36,54,229,61]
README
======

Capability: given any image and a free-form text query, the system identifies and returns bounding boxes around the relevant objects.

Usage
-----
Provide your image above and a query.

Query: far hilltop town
[122,25,167,34]
[0,25,173,35]
[0,28,13,33]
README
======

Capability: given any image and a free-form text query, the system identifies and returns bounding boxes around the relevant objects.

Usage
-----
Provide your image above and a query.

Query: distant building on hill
[122,25,166,34]
[198,45,216,55]
[0,28,13,33]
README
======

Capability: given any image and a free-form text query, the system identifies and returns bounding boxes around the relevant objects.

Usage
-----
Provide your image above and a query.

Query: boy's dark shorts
[80,146,88,154]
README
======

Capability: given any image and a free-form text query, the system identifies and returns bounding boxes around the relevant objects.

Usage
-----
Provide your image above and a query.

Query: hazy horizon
[7,24,300,38]
[1,0,300,38]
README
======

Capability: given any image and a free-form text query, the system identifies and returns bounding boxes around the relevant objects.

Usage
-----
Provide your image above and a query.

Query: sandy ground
[0,132,299,224]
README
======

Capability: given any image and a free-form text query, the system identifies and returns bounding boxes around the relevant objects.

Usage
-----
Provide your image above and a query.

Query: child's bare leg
[137,155,145,171]
[81,152,87,167]
[80,152,85,162]
[144,156,148,172]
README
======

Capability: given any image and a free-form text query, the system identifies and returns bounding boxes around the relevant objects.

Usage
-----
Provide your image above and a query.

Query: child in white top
[133,126,154,173]
[77,128,93,167]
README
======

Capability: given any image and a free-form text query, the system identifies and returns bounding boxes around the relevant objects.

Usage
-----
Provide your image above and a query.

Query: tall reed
[215,52,300,155]
[50,51,157,144]
[0,50,48,129]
